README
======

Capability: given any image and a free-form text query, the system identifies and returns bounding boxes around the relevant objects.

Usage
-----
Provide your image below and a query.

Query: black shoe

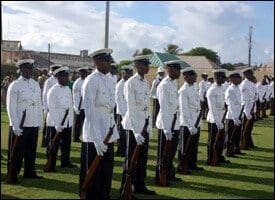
[61,162,77,168]
[134,187,156,195]
[189,165,204,171]
[73,138,81,142]
[170,176,182,182]
[23,174,43,179]
[6,177,20,184]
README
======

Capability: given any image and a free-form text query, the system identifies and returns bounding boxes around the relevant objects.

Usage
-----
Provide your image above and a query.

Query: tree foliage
[184,47,220,64]
[132,48,153,57]
[163,44,183,54]
[220,63,235,71]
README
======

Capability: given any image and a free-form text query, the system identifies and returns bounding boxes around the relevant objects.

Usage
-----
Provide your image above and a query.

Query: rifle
[121,117,149,200]
[158,113,177,186]
[211,107,228,166]
[228,105,244,155]
[80,125,115,199]
[78,96,82,111]
[44,109,69,172]
[179,109,202,174]
[6,109,26,184]
[240,102,256,149]
[41,112,48,147]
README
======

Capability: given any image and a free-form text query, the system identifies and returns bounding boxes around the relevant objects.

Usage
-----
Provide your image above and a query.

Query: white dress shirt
[270,81,274,98]
[240,78,257,117]
[225,84,242,120]
[156,76,180,131]
[150,75,164,99]
[72,77,84,111]
[122,73,151,136]
[46,83,73,127]
[199,80,209,102]
[179,82,202,128]
[81,69,119,143]
[256,83,269,103]
[7,76,43,128]
[42,75,58,111]
[206,83,226,124]
[115,79,127,117]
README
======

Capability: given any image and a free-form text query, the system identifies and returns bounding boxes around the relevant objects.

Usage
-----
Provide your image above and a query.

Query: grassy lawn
[1,106,274,199]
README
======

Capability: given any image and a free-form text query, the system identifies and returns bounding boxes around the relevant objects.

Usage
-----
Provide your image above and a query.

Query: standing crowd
[4,48,274,199]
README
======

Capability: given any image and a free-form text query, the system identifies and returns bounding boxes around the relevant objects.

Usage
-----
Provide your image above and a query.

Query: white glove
[233,119,241,126]
[43,109,48,115]
[134,133,145,145]
[74,109,80,115]
[94,141,108,156]
[216,122,224,130]
[55,125,64,133]
[163,129,172,141]
[189,126,198,135]
[246,113,252,120]
[12,126,23,136]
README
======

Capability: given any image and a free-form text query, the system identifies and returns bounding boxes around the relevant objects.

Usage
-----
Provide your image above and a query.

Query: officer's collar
[20,76,30,81]
[58,83,66,88]
[136,73,145,81]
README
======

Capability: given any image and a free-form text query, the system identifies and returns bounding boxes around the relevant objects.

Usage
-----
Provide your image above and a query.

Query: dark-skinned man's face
[20,66,33,79]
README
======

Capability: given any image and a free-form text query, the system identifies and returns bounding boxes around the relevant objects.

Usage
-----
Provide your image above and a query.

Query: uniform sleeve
[225,88,239,120]
[82,80,102,142]
[35,81,43,126]
[179,89,192,128]
[42,79,49,111]
[206,88,220,124]
[116,82,126,117]
[150,79,157,98]
[199,81,205,102]
[124,80,140,134]
[6,82,20,128]
[157,84,173,131]
[72,80,81,110]
[47,88,60,127]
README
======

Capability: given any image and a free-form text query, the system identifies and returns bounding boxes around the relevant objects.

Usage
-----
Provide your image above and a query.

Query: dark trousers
[202,99,208,119]
[225,119,242,155]
[7,127,39,177]
[152,99,160,128]
[121,130,149,191]
[73,109,85,141]
[79,142,114,200]
[178,127,200,168]
[270,98,274,116]
[242,114,255,149]
[207,123,225,164]
[155,129,179,183]
[116,114,126,156]
[46,127,72,169]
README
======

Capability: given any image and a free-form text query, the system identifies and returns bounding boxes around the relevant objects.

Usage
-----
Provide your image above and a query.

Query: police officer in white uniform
[150,67,165,128]
[206,69,230,165]
[115,65,133,156]
[41,64,61,147]
[79,48,119,199]
[120,55,156,195]
[269,76,274,116]
[178,67,204,174]
[155,60,182,185]
[72,67,89,142]
[45,66,76,171]
[224,71,243,157]
[239,68,257,149]
[199,73,209,119]
[6,59,43,183]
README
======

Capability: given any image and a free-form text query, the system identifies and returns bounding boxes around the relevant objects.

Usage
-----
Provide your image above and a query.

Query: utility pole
[104,1,110,48]
[48,43,50,71]
[248,25,253,68]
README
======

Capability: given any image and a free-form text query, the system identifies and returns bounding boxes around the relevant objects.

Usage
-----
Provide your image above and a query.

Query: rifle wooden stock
[159,114,177,186]
[228,105,244,154]
[210,108,228,166]
[78,96,82,111]
[6,109,26,184]
[240,102,256,149]
[80,125,115,199]
[41,112,48,147]
[121,118,149,200]
[44,109,69,172]
[179,110,202,174]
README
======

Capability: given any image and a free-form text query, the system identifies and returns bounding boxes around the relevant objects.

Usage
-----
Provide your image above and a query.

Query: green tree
[184,47,220,64]
[117,60,133,72]
[132,48,153,57]
[220,63,235,71]
[163,44,183,54]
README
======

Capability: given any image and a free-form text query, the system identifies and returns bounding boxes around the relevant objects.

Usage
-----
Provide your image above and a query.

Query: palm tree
[163,44,183,54]
[132,48,153,57]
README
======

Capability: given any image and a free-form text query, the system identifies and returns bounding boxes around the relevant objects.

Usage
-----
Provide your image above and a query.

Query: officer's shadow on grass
[172,178,274,199]
[216,161,274,173]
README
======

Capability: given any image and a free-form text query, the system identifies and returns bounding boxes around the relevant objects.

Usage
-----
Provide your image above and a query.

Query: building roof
[150,52,190,68]
[176,55,219,69]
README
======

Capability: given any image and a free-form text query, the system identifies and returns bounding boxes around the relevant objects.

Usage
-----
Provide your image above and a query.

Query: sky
[1,1,274,65]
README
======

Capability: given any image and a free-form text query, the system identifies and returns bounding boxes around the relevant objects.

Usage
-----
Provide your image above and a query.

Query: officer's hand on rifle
[189,126,198,135]
[163,129,172,141]
[94,141,108,156]
[12,126,23,136]
[55,125,64,133]
[74,107,80,115]
[134,133,145,145]
[233,119,241,126]
[216,122,224,130]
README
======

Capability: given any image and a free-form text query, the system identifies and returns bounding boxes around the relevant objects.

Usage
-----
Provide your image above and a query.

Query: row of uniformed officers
[6,48,274,199]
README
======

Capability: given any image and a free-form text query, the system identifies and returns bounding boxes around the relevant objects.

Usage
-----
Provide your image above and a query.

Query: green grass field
[1,107,274,199]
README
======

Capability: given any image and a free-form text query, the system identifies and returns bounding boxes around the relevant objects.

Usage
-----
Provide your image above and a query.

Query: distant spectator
[1,73,14,107]
[38,69,49,90]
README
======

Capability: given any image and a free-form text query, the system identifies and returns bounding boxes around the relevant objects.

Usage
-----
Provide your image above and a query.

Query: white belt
[96,106,114,114]
[18,101,37,107]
